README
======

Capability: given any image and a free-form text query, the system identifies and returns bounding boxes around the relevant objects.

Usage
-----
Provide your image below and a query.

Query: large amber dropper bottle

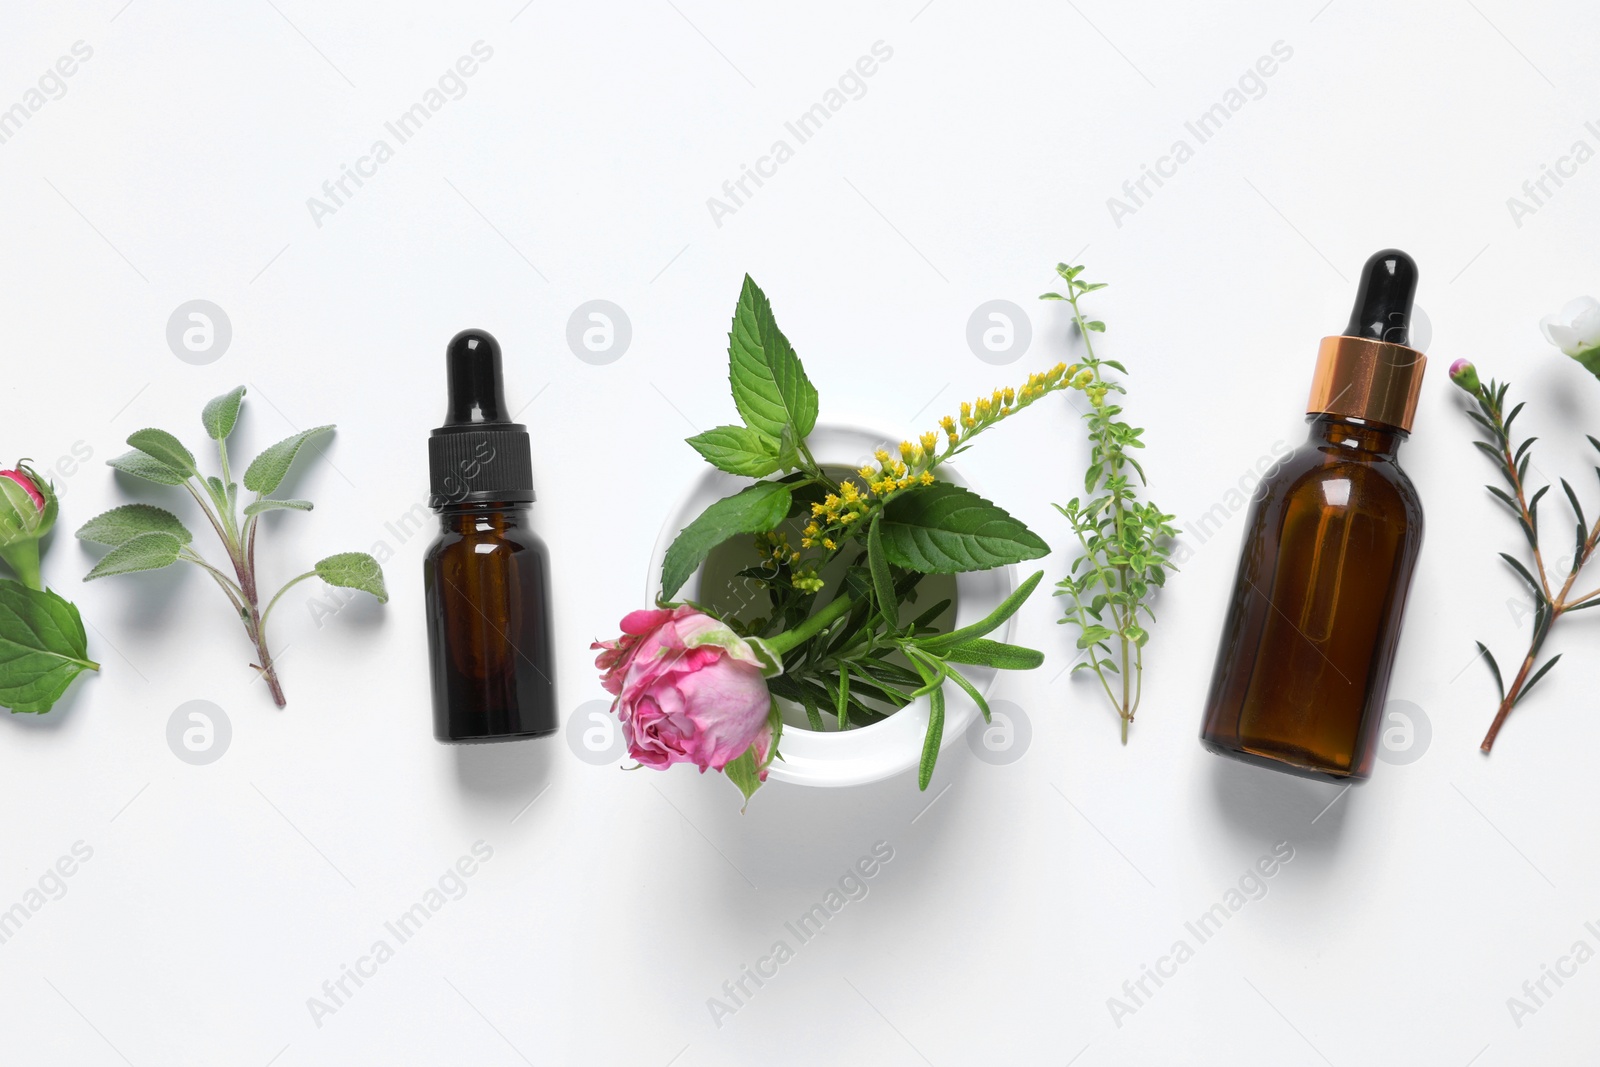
[1199,250,1427,780]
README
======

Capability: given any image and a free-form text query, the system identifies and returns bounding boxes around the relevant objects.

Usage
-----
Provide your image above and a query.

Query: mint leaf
[878,483,1049,573]
[202,386,247,441]
[686,425,781,477]
[314,552,388,603]
[728,276,818,440]
[243,425,334,494]
[661,480,791,600]
[108,449,188,486]
[244,499,313,517]
[0,580,98,713]
[82,532,184,581]
[126,429,198,477]
[75,505,193,548]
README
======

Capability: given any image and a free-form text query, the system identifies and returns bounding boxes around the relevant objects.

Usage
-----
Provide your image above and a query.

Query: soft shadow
[452,738,555,802]
[1205,754,1355,856]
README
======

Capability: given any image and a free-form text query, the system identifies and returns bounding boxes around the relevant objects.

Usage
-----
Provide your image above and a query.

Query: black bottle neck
[1306,414,1405,460]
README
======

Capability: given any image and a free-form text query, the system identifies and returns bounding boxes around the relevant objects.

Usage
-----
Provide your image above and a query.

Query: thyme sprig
[1042,263,1177,743]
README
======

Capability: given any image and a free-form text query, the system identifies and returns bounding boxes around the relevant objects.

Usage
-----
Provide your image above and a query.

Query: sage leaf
[108,449,188,486]
[243,425,334,494]
[0,580,98,714]
[661,481,792,601]
[314,552,388,603]
[686,425,781,478]
[202,386,247,441]
[878,483,1049,573]
[83,531,184,581]
[127,429,198,477]
[728,275,818,441]
[244,499,313,517]
[75,504,193,548]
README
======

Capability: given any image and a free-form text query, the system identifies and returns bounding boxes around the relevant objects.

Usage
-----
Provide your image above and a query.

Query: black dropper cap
[428,329,535,509]
[1342,249,1419,347]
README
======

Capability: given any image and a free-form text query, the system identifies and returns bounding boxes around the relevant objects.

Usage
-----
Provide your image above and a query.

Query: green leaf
[797,685,824,731]
[661,481,791,601]
[314,552,388,603]
[722,701,780,810]
[685,425,781,477]
[940,638,1045,670]
[244,499,313,517]
[0,580,98,713]
[940,662,990,723]
[918,683,945,791]
[126,429,198,477]
[1516,654,1561,704]
[202,386,247,441]
[108,449,188,486]
[867,514,899,630]
[877,483,1049,573]
[728,275,819,440]
[834,667,850,730]
[82,532,183,581]
[917,570,1043,654]
[75,505,193,548]
[1476,641,1504,700]
[243,425,334,494]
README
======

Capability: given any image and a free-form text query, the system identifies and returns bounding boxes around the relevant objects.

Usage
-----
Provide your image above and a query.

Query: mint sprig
[78,387,387,707]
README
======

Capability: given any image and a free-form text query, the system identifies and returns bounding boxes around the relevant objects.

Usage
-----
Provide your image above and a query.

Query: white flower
[1539,296,1600,357]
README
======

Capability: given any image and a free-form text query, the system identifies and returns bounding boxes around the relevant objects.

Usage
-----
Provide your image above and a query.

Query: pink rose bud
[592,606,774,777]
[1448,358,1480,395]
[0,461,58,591]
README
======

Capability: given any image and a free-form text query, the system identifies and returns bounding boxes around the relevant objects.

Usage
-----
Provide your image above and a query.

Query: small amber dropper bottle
[1200,250,1427,780]
[423,329,558,743]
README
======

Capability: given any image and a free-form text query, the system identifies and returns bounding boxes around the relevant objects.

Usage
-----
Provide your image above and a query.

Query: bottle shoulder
[425,510,549,560]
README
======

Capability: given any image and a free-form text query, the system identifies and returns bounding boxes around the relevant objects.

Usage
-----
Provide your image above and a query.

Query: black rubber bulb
[1343,249,1418,347]
[444,328,509,425]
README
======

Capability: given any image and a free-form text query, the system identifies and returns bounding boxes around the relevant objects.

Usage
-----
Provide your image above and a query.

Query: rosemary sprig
[1450,362,1600,752]
[1042,263,1177,744]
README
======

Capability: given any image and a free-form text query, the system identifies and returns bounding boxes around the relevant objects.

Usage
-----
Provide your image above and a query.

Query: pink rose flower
[592,606,773,776]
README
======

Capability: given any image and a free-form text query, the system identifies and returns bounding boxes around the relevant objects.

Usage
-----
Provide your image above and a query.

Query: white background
[2,1,1599,1064]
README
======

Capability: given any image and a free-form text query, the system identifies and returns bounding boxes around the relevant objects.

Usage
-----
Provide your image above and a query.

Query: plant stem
[1476,385,1600,751]
[261,571,315,630]
[766,591,857,655]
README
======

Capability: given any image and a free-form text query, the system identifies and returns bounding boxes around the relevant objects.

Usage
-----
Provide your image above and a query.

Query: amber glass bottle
[423,329,557,743]
[1200,250,1426,779]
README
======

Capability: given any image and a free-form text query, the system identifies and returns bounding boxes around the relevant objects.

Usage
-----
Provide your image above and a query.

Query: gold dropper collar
[1306,335,1426,433]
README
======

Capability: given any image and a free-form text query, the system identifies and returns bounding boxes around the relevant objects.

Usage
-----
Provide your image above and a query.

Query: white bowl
[645,424,1019,787]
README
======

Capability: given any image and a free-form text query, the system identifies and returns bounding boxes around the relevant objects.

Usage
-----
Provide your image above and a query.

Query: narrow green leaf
[75,505,192,548]
[202,386,247,441]
[314,552,388,603]
[1516,654,1562,705]
[940,638,1045,670]
[1476,641,1504,700]
[867,514,898,630]
[835,667,850,730]
[727,275,819,440]
[243,425,335,494]
[108,449,188,486]
[917,570,1043,654]
[243,499,313,517]
[685,425,782,477]
[126,429,197,476]
[940,662,990,723]
[661,481,792,601]
[1499,552,1545,604]
[0,580,98,713]
[797,685,824,731]
[82,532,183,581]
[917,683,945,791]
[878,483,1049,574]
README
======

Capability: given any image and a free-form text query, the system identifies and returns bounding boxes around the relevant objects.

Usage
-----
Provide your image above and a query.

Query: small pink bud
[1448,359,1480,394]
[0,469,45,513]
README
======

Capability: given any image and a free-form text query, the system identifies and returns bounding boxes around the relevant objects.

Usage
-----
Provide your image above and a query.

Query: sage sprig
[1042,263,1177,743]
[78,387,388,707]
[1449,360,1600,751]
